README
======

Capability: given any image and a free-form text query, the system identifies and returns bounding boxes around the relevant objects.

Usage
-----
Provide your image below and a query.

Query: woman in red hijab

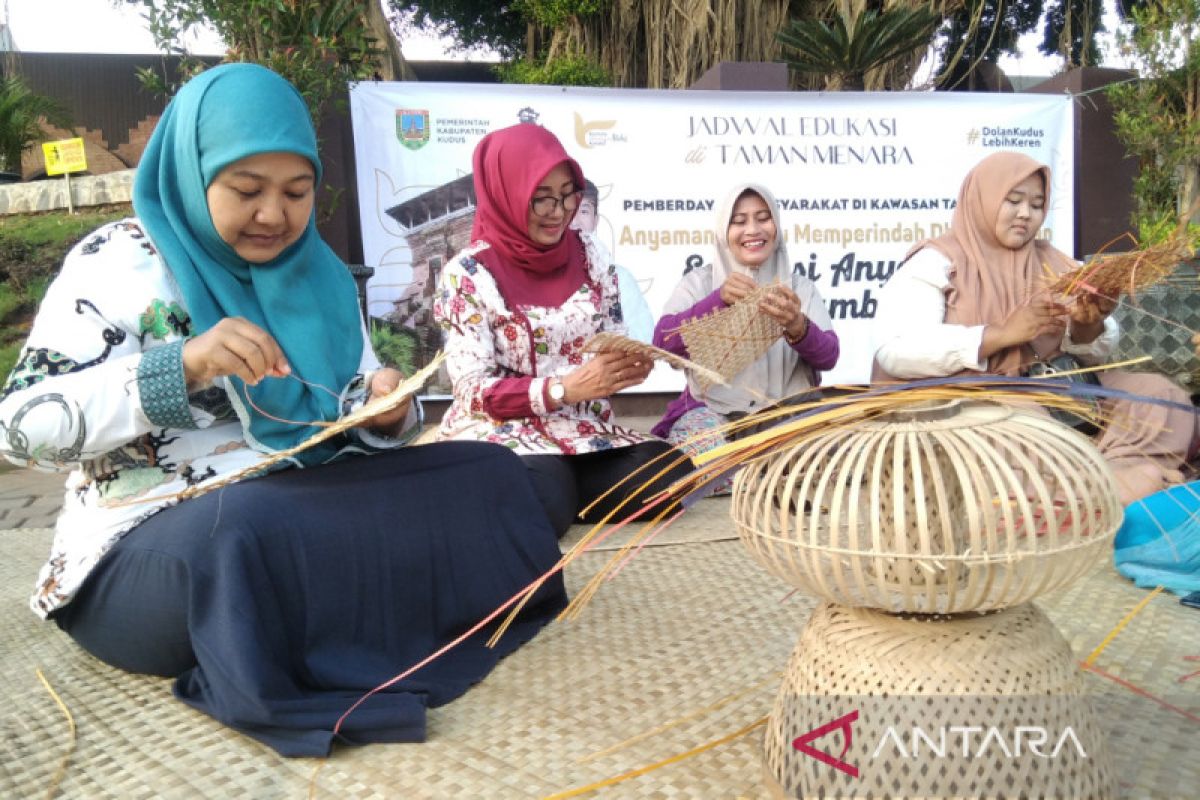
[434,124,693,536]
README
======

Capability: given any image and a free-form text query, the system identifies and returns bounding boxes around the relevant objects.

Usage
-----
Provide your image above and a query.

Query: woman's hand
[182,317,289,389]
[719,273,757,305]
[355,367,411,436]
[759,285,807,339]
[559,351,652,405]
[1067,292,1116,344]
[980,297,1067,359]
[1193,331,1200,357]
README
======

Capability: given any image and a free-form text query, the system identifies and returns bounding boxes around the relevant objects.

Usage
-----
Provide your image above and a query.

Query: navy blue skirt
[55,441,566,756]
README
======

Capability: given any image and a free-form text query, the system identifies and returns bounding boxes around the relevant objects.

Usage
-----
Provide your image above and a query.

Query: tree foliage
[1108,0,1200,232]
[937,0,1043,88]
[1039,0,1104,67]
[389,1,527,59]
[778,5,942,90]
[393,1,818,89]
[393,0,1124,91]
[496,53,610,86]
[128,0,392,122]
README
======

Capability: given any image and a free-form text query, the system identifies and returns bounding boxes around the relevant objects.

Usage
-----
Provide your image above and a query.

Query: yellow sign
[42,138,87,176]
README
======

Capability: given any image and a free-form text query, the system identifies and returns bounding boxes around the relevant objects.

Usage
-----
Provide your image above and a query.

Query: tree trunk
[541,0,803,89]
[366,0,414,80]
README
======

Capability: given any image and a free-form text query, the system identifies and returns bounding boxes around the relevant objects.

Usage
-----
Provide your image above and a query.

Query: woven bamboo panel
[732,399,1122,613]
[763,602,1117,800]
[678,285,782,389]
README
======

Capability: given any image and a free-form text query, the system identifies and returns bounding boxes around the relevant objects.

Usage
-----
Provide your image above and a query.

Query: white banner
[350,83,1073,393]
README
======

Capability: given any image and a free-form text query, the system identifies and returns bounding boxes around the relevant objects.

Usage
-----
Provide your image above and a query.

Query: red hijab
[471,123,588,307]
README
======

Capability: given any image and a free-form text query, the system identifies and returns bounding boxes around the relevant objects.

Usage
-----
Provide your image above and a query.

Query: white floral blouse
[433,236,650,455]
[0,219,419,618]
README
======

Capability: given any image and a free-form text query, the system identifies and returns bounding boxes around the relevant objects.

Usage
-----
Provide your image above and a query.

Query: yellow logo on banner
[42,138,87,176]
[574,113,616,149]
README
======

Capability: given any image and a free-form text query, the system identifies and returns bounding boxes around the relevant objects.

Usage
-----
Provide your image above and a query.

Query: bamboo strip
[582,331,729,387]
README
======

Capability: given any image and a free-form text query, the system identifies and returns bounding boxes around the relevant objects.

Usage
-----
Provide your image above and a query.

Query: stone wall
[0,169,134,215]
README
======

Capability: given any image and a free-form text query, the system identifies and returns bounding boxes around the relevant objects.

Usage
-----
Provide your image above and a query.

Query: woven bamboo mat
[1,511,1197,799]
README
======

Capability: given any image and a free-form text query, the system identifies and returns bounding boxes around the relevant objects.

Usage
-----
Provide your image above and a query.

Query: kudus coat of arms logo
[396,109,431,151]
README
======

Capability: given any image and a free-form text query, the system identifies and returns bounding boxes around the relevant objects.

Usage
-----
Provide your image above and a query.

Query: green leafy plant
[495,53,610,86]
[516,0,605,28]
[369,320,418,376]
[778,6,942,90]
[1108,0,1200,238]
[1133,214,1200,250]
[0,76,73,175]
[0,205,133,378]
[129,0,386,124]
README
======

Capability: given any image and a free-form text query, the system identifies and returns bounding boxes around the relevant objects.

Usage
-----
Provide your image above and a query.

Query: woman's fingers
[220,332,274,384]
[184,317,290,386]
[758,287,802,327]
[369,367,404,398]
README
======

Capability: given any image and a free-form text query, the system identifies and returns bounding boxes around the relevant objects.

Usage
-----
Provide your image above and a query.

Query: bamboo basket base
[764,602,1116,799]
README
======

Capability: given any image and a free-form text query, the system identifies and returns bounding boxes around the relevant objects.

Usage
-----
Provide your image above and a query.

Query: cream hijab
[909,152,1077,376]
[664,183,825,415]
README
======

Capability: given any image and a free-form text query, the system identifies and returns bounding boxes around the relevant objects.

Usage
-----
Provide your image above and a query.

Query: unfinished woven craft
[676,284,783,390]
[762,602,1116,800]
[732,398,1122,613]
[113,353,445,507]
[582,331,728,388]
[1045,227,1193,300]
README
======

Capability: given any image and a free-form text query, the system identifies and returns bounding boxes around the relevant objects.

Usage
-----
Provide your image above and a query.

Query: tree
[390,1,526,59]
[1108,0,1200,234]
[1039,0,1105,67]
[0,76,72,176]
[778,4,943,90]
[937,0,1045,89]
[393,1,821,89]
[128,1,402,121]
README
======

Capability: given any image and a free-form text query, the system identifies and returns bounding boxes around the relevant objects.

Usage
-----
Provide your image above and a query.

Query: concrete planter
[0,168,134,215]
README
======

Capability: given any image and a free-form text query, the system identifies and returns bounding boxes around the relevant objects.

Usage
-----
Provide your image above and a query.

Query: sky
[4,0,1130,77]
[2,0,463,60]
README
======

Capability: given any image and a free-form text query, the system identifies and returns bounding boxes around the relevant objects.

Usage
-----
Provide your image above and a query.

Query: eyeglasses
[530,189,583,218]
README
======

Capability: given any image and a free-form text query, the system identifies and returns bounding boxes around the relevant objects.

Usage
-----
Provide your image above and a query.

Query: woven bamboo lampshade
[733,399,1122,614]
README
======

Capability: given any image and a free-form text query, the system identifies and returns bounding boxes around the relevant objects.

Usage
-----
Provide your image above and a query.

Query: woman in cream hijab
[651,183,840,462]
[873,151,1197,505]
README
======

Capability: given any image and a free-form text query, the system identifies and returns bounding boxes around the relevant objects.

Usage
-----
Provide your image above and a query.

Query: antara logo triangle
[791,710,860,778]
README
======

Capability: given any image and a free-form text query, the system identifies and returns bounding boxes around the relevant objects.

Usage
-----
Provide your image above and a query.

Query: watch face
[550,381,565,400]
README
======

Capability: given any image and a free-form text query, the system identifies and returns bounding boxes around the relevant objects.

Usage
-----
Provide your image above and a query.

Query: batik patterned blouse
[433,236,649,455]
[0,219,419,618]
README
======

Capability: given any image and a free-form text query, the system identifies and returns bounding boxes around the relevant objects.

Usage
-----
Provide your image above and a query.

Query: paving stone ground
[0,466,65,529]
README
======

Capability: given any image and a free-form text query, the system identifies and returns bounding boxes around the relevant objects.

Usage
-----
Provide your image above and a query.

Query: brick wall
[114,116,161,170]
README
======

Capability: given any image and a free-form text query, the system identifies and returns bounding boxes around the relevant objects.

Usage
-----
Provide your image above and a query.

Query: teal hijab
[133,63,362,465]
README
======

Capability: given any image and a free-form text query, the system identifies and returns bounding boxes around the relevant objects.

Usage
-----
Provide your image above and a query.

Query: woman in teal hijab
[7,63,566,756]
[134,62,370,462]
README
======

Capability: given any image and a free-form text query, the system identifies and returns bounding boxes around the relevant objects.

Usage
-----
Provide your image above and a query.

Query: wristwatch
[548,378,567,404]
